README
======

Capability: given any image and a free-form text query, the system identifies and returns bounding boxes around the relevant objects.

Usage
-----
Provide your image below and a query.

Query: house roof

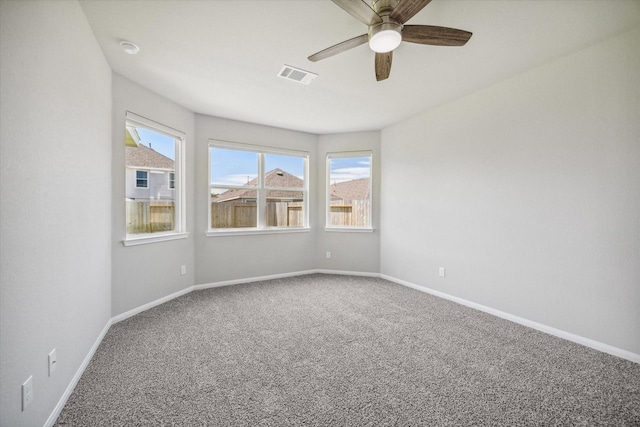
[126,144,174,170]
[330,178,370,202]
[214,168,303,203]
[125,126,140,148]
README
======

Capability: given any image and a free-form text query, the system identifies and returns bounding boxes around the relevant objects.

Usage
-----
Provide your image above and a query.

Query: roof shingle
[214,168,303,202]
[126,144,174,169]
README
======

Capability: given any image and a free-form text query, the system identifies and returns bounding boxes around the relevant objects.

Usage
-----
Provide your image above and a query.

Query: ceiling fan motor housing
[368,0,402,53]
[370,0,399,16]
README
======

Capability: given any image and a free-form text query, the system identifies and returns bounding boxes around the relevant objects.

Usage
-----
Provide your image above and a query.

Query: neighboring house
[329,177,370,204]
[213,168,303,204]
[125,126,175,201]
[328,177,371,227]
[212,168,304,227]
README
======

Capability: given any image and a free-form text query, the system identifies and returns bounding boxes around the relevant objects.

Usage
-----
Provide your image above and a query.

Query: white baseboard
[381,274,640,364]
[194,270,318,290]
[316,269,381,277]
[44,319,112,427]
[111,286,194,325]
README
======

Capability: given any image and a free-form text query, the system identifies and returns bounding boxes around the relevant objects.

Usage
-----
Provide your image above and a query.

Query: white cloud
[330,167,370,183]
[213,174,257,186]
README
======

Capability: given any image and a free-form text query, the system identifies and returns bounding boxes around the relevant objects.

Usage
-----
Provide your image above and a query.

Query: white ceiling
[80,0,640,135]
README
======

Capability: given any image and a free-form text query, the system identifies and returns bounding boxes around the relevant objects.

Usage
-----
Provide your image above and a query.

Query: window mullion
[257,153,266,229]
[174,136,184,233]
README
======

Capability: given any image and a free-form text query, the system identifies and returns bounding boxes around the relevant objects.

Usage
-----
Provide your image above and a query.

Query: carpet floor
[55,274,640,426]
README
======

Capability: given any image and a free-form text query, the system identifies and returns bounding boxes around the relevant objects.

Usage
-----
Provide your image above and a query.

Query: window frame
[325,150,373,232]
[123,112,188,246]
[135,170,149,188]
[207,140,310,236]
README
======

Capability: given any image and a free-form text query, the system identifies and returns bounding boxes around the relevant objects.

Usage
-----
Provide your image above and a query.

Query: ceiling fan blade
[308,34,369,62]
[402,25,472,46]
[331,0,382,26]
[375,51,393,81]
[390,0,433,24]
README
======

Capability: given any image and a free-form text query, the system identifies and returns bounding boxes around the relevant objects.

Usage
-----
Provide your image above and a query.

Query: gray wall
[316,132,381,274]
[380,27,640,355]
[194,115,319,284]
[0,1,112,426]
[111,74,195,316]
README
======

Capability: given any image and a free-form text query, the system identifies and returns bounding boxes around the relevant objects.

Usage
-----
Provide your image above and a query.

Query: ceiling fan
[308,0,472,81]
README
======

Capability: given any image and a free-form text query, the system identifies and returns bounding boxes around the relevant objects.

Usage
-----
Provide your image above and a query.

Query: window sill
[123,232,189,246]
[324,227,375,233]
[206,227,310,237]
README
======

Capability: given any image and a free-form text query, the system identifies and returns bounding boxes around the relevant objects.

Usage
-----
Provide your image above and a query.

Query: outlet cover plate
[48,349,57,376]
[22,375,34,410]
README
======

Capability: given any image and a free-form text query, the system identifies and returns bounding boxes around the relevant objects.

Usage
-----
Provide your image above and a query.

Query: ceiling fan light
[369,22,402,53]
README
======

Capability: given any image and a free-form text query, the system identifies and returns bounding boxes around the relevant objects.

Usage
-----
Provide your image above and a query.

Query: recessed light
[120,41,140,55]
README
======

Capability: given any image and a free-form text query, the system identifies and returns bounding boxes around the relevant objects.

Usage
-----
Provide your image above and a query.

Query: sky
[131,131,371,187]
[210,148,305,186]
[329,156,371,184]
[210,149,370,187]
[136,127,175,160]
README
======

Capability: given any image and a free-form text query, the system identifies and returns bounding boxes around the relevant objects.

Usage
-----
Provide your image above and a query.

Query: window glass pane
[266,190,304,227]
[210,148,258,187]
[125,126,176,234]
[328,155,371,227]
[209,143,308,232]
[265,154,304,189]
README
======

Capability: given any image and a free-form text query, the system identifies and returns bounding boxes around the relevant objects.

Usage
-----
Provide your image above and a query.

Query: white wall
[0,1,112,426]
[111,74,195,317]
[194,115,319,284]
[381,27,640,355]
[317,132,381,273]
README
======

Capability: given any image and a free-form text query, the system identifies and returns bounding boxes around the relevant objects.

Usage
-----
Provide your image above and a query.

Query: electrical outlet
[22,376,34,411]
[181,265,186,275]
[48,349,57,376]
[439,267,446,277]
[326,251,331,259]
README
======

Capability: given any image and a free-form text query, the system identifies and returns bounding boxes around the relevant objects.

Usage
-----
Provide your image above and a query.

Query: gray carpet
[55,274,640,426]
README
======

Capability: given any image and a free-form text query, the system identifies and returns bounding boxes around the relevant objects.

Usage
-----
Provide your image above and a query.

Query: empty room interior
[1,0,639,426]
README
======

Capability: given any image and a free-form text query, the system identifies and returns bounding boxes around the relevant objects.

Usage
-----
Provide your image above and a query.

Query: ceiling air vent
[278,65,318,85]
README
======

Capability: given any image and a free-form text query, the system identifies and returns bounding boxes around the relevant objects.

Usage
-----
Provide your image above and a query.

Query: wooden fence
[211,202,304,228]
[329,199,370,227]
[126,200,174,234]
[127,199,369,232]
[210,199,369,228]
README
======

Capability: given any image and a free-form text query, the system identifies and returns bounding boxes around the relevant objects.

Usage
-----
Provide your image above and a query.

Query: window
[326,151,372,230]
[124,112,187,245]
[208,140,308,235]
[136,170,148,188]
